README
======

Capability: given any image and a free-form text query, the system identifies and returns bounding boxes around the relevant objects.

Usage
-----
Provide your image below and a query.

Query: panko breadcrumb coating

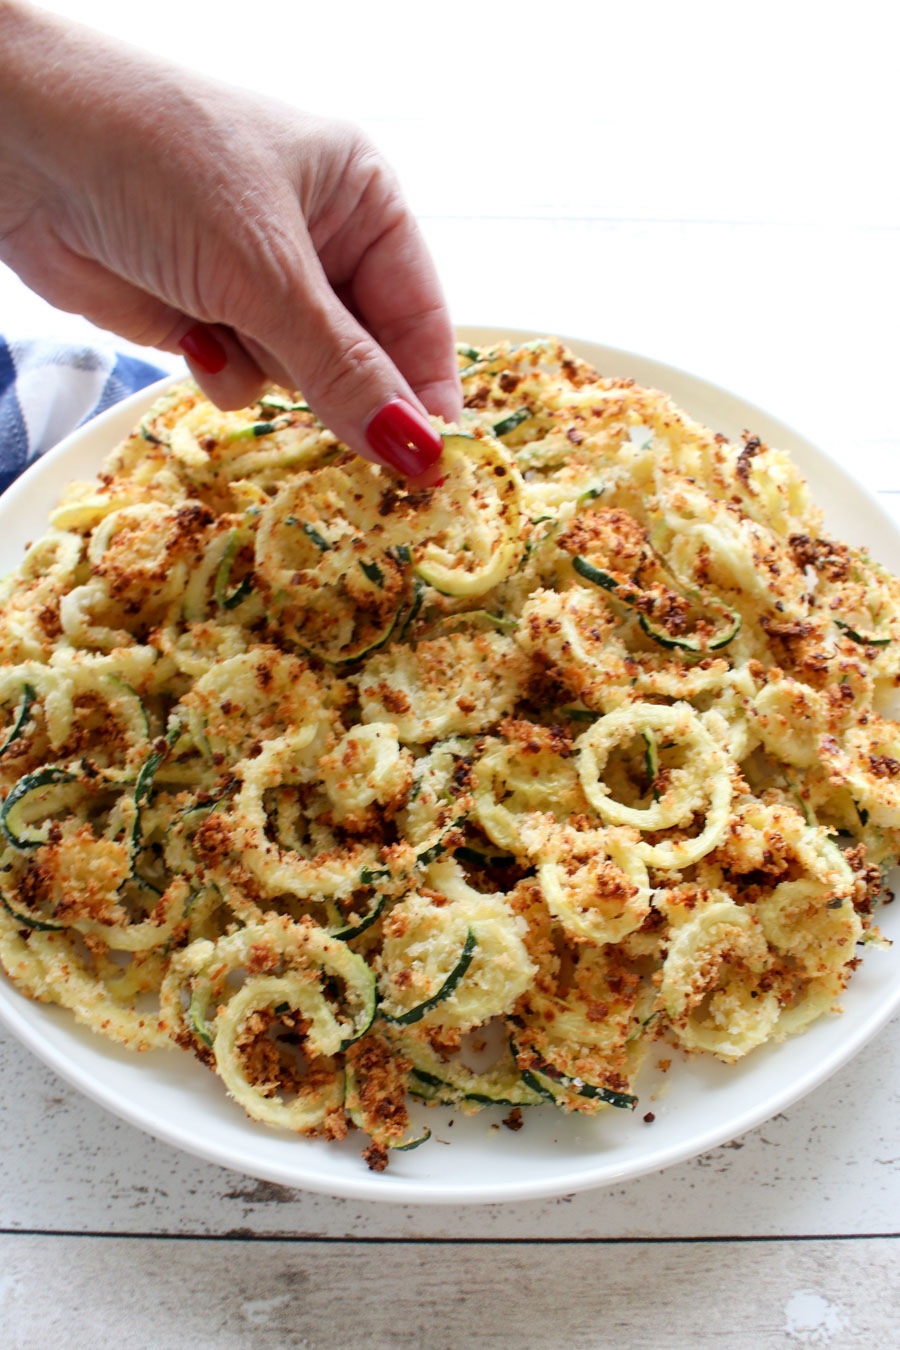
[0,337,895,1170]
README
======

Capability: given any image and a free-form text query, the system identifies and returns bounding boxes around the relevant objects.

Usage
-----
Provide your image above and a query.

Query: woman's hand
[0,2,460,476]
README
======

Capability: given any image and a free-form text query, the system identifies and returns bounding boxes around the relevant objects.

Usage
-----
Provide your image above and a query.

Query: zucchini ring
[227,731,385,910]
[400,1029,542,1108]
[660,898,779,1060]
[254,462,409,663]
[160,917,376,1058]
[472,729,587,858]
[378,872,535,1031]
[213,974,345,1133]
[537,828,652,946]
[756,877,861,979]
[576,702,733,867]
[412,432,523,596]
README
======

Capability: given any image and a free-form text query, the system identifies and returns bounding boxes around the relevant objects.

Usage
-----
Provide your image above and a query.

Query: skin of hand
[0,2,460,477]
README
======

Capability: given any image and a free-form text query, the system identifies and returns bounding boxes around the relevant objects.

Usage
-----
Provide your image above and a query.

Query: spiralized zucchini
[0,337,895,1171]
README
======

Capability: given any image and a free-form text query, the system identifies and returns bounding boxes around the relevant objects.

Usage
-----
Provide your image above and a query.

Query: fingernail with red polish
[179,324,227,375]
[366,399,442,477]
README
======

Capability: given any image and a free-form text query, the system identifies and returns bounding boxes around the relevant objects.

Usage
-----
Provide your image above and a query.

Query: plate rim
[1,329,898,1205]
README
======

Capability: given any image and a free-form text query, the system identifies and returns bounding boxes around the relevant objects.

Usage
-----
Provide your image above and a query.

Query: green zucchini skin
[298,520,331,551]
[520,1056,637,1111]
[637,610,741,653]
[338,973,378,1051]
[421,610,516,639]
[131,725,181,866]
[170,781,237,836]
[0,889,65,932]
[0,764,80,926]
[298,609,400,667]
[295,551,416,664]
[408,1066,529,1108]
[397,576,427,640]
[456,343,481,363]
[360,804,461,891]
[391,1127,432,1151]
[380,929,478,1027]
[573,554,741,652]
[572,554,638,601]
[518,1066,556,1103]
[403,1031,543,1108]
[283,514,333,552]
[188,955,378,1056]
[344,1063,432,1153]
[329,892,387,942]
[102,676,150,738]
[1,766,77,850]
[0,684,37,757]
[455,844,517,869]
[834,618,891,647]
[358,864,390,887]
[643,730,660,802]
[214,533,254,611]
[407,1067,451,1100]
[492,407,533,437]
[228,415,294,439]
[359,559,385,587]
[221,576,253,610]
[258,394,310,413]
[188,987,215,1049]
[413,837,449,868]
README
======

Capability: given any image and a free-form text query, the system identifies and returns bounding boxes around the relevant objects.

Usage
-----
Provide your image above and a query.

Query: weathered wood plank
[2,1014,898,1240]
[2,1234,897,1350]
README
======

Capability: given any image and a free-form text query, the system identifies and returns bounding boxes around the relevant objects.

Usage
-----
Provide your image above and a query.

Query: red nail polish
[366,400,442,477]
[179,324,227,375]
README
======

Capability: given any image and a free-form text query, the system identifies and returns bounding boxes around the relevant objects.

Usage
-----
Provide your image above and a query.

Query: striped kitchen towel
[0,336,166,495]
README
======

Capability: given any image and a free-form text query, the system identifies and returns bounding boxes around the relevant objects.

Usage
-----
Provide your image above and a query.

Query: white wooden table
[2,4,899,1347]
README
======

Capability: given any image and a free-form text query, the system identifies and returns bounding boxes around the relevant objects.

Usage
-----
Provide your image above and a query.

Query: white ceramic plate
[1,328,898,1205]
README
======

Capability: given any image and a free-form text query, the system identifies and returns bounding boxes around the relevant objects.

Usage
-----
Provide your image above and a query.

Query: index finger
[341,210,463,425]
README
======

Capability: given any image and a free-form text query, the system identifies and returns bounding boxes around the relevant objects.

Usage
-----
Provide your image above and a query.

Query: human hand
[0,3,460,477]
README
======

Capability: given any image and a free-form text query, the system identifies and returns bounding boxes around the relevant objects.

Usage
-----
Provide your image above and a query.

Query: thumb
[247,270,444,479]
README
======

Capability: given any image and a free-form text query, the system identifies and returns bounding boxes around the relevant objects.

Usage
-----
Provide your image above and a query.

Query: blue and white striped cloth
[0,337,166,495]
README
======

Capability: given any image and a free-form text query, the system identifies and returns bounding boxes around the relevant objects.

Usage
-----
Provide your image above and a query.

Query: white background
[2,2,900,1347]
